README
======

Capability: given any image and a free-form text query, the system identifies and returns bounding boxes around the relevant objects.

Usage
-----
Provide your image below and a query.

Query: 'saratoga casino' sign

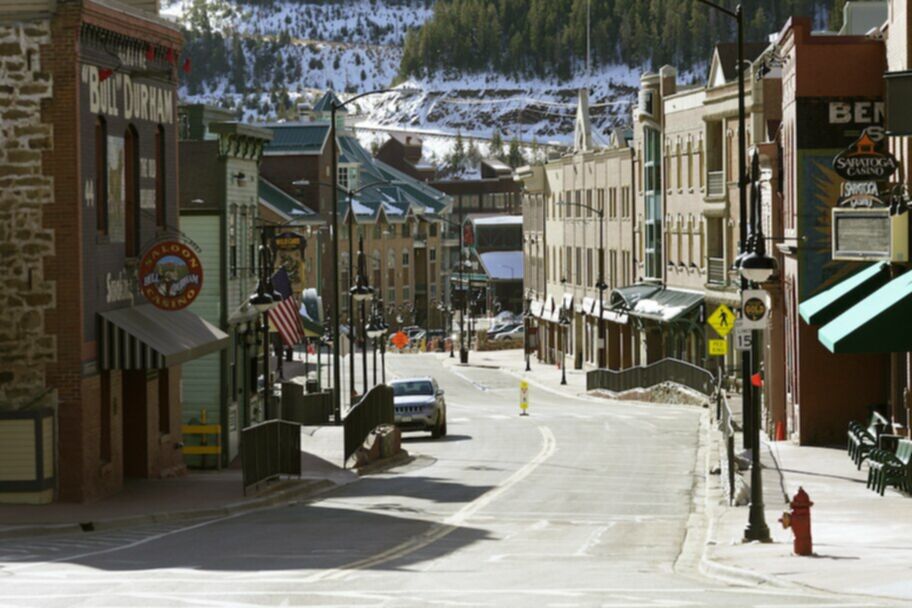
[139,241,203,310]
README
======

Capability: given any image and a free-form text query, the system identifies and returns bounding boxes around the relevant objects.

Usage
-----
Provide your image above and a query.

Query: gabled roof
[263,123,330,155]
[312,91,347,114]
[334,134,451,223]
[258,178,319,221]
[708,42,769,86]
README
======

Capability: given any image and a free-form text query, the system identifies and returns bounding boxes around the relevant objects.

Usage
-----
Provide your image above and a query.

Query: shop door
[122,370,149,478]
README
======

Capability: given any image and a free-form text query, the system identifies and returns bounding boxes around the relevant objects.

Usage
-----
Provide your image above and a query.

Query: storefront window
[124,125,140,257]
[95,116,108,235]
[155,125,166,229]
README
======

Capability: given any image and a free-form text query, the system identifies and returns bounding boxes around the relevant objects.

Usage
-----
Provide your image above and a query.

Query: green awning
[799,262,891,326]
[819,270,912,353]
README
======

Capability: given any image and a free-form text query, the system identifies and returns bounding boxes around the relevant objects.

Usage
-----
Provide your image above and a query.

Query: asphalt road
[0,354,892,607]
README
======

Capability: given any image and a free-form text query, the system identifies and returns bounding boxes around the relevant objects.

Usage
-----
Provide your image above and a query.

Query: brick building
[776,16,891,445]
[258,94,452,336]
[0,0,228,504]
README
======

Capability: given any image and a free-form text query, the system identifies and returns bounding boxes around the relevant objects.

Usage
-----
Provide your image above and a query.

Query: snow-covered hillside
[166,0,646,164]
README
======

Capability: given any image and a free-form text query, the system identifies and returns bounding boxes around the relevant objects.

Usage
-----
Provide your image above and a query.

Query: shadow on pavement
[402,434,473,444]
[8,505,492,574]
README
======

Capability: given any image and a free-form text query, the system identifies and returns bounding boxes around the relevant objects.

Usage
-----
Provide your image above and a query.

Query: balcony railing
[707,256,727,286]
[707,171,725,197]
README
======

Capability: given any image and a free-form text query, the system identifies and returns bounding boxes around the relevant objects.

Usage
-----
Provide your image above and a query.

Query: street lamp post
[436,213,469,363]
[524,291,532,372]
[557,199,606,368]
[249,238,281,420]
[350,234,374,396]
[692,0,769,544]
[327,88,392,422]
[738,150,777,543]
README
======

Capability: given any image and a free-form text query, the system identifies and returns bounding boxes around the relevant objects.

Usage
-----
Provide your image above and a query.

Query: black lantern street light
[523,290,533,372]
[737,150,777,544]
[556,199,606,368]
[350,235,374,396]
[558,297,571,387]
[693,0,757,468]
[366,297,387,387]
[249,242,282,420]
[436,301,448,352]
[435,214,469,364]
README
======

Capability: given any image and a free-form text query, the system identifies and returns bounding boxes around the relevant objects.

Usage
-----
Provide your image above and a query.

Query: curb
[0,478,337,542]
[355,450,415,476]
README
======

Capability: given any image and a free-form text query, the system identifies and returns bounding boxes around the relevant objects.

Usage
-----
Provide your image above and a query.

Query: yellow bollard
[519,379,529,416]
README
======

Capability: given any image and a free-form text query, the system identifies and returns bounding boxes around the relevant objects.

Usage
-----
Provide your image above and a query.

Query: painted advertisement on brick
[78,25,181,342]
[795,98,884,300]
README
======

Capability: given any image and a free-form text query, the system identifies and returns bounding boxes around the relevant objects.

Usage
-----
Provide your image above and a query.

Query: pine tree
[231,36,247,94]
[489,129,505,161]
[507,136,525,168]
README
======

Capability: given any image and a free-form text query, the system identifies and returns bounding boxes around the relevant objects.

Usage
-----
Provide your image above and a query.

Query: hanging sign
[274,231,305,251]
[138,240,204,310]
[832,128,898,181]
[740,289,770,330]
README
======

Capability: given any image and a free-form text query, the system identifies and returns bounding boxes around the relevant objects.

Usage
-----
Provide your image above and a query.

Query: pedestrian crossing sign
[708,338,728,356]
[707,304,735,337]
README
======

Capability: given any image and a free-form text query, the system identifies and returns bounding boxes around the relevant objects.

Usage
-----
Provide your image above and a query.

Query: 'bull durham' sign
[80,65,175,125]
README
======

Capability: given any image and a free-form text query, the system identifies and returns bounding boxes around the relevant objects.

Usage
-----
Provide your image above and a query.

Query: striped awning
[99,305,229,370]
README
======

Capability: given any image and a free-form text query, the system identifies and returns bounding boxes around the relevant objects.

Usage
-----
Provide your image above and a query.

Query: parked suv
[390,377,447,438]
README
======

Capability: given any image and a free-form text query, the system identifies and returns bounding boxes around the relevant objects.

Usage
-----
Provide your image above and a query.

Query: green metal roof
[264,124,329,154]
[334,134,451,222]
[819,270,912,353]
[258,178,316,220]
[312,91,345,113]
[799,262,891,326]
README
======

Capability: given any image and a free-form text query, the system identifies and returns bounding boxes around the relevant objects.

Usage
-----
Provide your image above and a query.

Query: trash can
[305,371,319,394]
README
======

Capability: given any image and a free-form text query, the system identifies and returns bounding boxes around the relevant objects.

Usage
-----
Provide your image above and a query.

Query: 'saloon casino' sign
[139,240,204,310]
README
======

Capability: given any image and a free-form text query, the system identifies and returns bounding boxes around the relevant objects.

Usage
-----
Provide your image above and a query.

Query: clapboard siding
[182,215,222,325]
[180,352,220,424]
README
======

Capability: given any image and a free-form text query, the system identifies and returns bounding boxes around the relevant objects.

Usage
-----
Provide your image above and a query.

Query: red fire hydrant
[779,487,814,556]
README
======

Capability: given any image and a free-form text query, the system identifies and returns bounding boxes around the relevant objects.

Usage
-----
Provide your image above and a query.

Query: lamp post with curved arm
[557,198,606,369]
[294,174,394,413]
[437,214,469,363]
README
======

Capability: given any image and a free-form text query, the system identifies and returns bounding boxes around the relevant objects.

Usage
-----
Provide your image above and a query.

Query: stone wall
[0,21,56,409]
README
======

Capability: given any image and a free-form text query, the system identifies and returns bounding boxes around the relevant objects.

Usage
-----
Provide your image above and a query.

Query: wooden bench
[867,439,912,496]
[848,411,889,470]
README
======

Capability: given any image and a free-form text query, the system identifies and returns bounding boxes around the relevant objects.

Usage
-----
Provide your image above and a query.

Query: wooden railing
[586,358,716,396]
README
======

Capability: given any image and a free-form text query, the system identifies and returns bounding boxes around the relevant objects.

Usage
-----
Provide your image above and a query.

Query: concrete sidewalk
[0,426,356,540]
[703,433,912,602]
[441,347,591,396]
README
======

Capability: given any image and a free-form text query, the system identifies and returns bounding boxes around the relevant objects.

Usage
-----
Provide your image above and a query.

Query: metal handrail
[241,419,302,495]
[585,358,715,396]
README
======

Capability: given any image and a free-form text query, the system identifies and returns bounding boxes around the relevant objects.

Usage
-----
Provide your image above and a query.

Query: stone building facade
[1,0,229,504]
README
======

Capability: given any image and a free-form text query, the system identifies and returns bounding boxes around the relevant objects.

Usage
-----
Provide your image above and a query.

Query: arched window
[95,116,108,235]
[155,124,166,229]
[124,125,140,257]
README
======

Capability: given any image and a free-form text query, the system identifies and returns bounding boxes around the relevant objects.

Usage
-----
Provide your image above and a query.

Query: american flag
[268,268,303,347]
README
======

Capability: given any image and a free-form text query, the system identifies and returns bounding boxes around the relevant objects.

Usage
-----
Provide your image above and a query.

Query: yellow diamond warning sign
[707,304,735,337]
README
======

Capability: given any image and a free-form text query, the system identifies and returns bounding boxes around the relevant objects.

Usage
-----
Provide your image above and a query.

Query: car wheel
[431,411,445,439]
